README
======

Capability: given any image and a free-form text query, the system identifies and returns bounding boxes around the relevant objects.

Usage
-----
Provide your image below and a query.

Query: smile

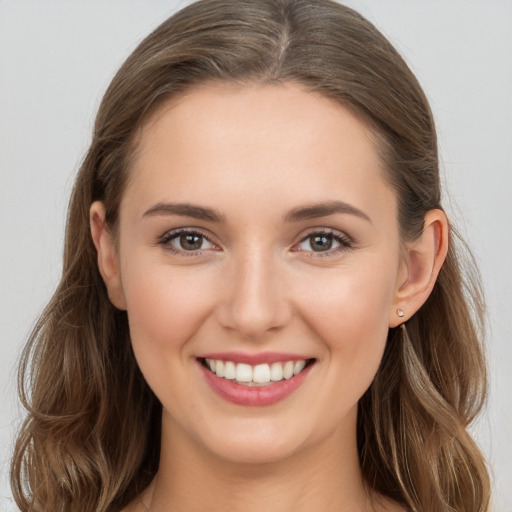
[203,358,311,386]
[198,355,315,406]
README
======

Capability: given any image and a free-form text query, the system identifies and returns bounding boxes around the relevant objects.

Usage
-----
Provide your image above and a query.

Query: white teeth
[224,361,236,380]
[205,358,310,385]
[215,360,225,378]
[235,363,253,383]
[270,362,283,381]
[253,363,271,384]
[293,360,306,375]
[283,361,294,379]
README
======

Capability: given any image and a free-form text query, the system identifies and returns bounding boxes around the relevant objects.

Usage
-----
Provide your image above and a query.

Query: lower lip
[199,361,313,406]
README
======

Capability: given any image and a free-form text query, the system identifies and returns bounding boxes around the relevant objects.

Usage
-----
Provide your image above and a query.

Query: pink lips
[198,352,314,407]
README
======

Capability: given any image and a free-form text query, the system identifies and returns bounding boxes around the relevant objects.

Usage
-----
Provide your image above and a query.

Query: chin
[185,415,309,466]
[207,437,302,467]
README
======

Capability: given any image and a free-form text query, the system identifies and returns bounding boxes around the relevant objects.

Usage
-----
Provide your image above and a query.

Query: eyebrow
[143,202,225,222]
[142,200,371,224]
[283,200,372,224]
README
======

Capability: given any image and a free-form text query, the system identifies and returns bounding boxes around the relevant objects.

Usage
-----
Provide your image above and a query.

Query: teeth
[293,360,306,375]
[283,361,294,379]
[235,363,253,383]
[270,362,283,381]
[204,358,310,385]
[224,361,236,380]
[215,360,225,378]
[253,363,271,384]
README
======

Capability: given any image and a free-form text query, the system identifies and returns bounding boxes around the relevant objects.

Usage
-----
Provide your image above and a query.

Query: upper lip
[198,351,314,365]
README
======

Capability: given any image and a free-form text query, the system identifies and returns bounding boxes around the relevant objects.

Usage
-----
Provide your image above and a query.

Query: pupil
[311,234,332,251]
[180,234,202,250]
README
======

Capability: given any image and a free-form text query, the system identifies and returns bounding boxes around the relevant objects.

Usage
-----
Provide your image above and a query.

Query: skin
[91,82,448,512]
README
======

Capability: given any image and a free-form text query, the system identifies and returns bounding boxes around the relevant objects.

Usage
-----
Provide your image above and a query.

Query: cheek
[296,260,396,379]
[121,260,218,366]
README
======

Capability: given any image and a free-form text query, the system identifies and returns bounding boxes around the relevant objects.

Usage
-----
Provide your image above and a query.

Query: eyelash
[157,228,218,256]
[157,228,354,257]
[294,229,354,257]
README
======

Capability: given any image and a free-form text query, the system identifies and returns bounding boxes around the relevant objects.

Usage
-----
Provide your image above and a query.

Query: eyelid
[292,228,354,256]
[156,226,354,257]
[157,227,221,255]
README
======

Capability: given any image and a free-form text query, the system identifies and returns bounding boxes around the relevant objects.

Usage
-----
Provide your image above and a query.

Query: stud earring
[397,309,405,318]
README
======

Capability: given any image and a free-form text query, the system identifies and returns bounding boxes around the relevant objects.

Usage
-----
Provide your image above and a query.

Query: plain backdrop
[1,1,511,510]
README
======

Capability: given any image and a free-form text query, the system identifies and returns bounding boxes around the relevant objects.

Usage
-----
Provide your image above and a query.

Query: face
[108,83,406,465]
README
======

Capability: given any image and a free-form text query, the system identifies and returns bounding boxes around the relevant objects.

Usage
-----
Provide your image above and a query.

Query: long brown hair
[11,1,490,510]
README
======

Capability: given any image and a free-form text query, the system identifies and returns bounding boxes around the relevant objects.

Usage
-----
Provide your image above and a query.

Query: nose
[216,247,292,340]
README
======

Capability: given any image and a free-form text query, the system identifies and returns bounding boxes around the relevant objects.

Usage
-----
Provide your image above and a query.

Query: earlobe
[90,201,127,310]
[389,209,449,327]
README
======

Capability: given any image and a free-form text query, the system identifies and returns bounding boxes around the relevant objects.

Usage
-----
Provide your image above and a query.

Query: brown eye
[309,234,334,252]
[299,233,338,252]
[294,230,353,256]
[159,229,216,253]
[179,233,204,251]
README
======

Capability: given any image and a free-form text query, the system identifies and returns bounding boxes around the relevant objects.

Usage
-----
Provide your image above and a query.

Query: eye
[299,233,338,252]
[294,230,353,255]
[158,229,217,254]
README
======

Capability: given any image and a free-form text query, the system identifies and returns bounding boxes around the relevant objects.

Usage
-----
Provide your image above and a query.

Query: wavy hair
[11,1,490,510]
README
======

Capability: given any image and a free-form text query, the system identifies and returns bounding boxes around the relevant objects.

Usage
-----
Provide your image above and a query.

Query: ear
[90,201,127,310]
[389,209,449,327]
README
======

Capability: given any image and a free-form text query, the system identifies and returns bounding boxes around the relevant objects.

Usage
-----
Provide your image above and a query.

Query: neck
[146,410,374,512]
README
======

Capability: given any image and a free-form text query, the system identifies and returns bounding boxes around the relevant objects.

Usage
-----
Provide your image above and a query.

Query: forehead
[122,82,396,223]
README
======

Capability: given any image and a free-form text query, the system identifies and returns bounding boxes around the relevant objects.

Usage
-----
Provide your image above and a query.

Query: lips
[197,352,315,406]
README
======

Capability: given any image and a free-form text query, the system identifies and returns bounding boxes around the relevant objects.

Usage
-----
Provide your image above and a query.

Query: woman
[11,0,490,511]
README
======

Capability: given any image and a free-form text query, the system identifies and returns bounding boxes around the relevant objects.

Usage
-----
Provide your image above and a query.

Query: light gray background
[1,1,510,510]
